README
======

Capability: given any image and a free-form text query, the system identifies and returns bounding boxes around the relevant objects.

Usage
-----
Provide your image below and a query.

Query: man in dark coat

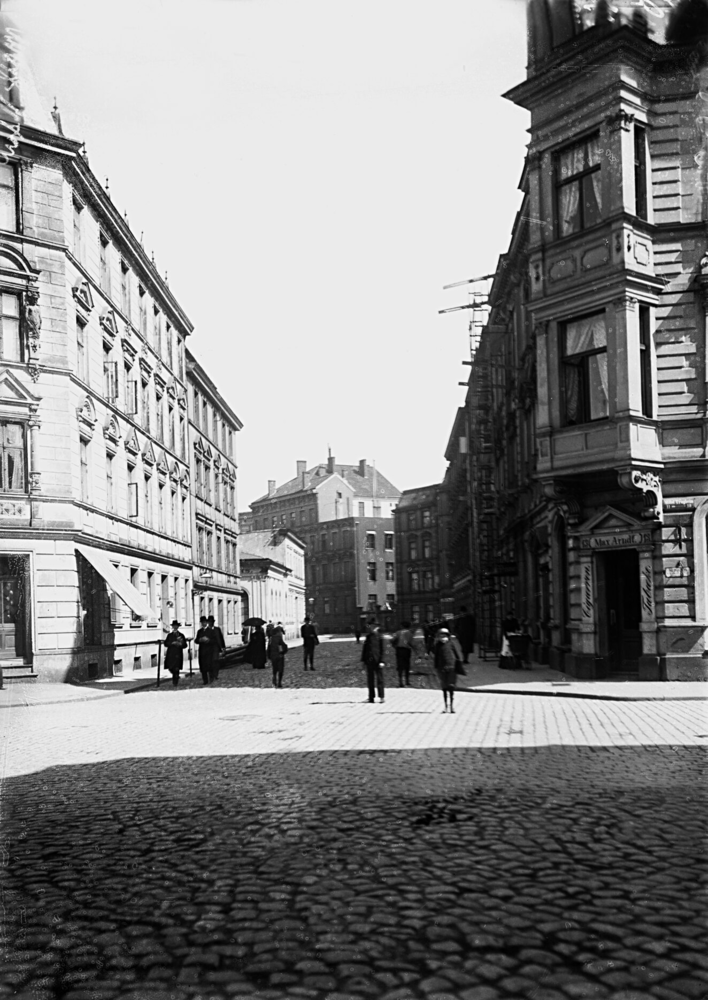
[361,621,386,704]
[207,614,226,682]
[246,626,267,669]
[164,620,188,687]
[455,605,476,663]
[195,615,215,685]
[301,616,319,670]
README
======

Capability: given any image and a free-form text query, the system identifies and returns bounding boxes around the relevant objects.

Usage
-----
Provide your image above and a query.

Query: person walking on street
[354,621,361,644]
[455,605,476,663]
[361,621,386,704]
[268,629,288,688]
[301,616,319,670]
[433,627,460,713]
[195,615,215,685]
[207,614,226,682]
[392,620,414,687]
[246,625,267,670]
[266,620,275,640]
[164,620,188,687]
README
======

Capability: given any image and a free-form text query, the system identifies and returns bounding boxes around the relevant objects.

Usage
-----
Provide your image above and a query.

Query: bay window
[561,313,608,425]
[556,134,602,237]
[0,291,21,361]
[0,163,18,232]
[0,421,25,492]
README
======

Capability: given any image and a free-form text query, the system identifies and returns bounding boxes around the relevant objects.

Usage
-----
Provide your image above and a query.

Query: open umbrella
[243,617,266,627]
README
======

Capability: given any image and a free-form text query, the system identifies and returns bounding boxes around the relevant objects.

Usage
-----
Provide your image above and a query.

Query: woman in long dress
[246,626,267,669]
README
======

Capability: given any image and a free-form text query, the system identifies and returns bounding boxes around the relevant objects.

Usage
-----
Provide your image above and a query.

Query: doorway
[0,555,27,660]
[598,549,641,674]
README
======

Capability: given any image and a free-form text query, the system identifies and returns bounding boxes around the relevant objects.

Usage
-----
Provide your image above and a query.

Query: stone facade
[239,529,305,640]
[187,349,243,646]
[462,2,708,679]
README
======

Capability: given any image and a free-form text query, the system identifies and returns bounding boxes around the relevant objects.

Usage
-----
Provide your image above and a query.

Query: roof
[238,529,305,561]
[396,484,442,510]
[251,463,401,506]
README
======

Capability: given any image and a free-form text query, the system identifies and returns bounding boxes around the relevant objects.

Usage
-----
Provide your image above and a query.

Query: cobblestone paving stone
[2,641,707,1000]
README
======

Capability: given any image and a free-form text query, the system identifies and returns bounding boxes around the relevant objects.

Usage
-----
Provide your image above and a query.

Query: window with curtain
[0,422,25,492]
[556,134,602,237]
[561,313,608,425]
[0,164,18,232]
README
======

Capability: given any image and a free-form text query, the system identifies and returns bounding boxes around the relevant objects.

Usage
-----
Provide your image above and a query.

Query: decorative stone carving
[99,309,119,349]
[142,439,156,466]
[121,337,138,366]
[103,414,121,446]
[606,109,635,132]
[72,279,94,316]
[542,480,581,525]
[617,468,663,521]
[124,427,140,456]
[25,288,41,355]
[138,356,153,381]
[77,396,97,438]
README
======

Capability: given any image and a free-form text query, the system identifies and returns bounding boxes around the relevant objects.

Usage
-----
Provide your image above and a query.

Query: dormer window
[556,134,602,237]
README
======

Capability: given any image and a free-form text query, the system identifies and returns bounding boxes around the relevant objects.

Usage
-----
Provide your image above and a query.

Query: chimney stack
[358,458,367,478]
[267,479,276,496]
[296,460,306,487]
[327,454,335,474]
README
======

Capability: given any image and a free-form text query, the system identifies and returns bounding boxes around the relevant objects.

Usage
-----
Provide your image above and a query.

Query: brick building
[461,0,708,679]
[394,484,449,626]
[242,456,401,632]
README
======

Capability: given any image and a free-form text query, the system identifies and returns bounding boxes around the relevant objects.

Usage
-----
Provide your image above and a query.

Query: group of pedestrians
[243,615,320,687]
[163,615,225,687]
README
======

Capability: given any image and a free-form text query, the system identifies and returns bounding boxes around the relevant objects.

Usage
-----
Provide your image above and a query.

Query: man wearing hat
[361,620,386,704]
[207,614,226,682]
[195,615,215,685]
[164,620,188,687]
[300,615,319,670]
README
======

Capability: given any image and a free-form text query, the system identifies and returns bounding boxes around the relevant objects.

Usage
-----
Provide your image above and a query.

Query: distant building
[186,349,243,646]
[239,529,305,640]
[242,455,401,632]
[394,484,448,626]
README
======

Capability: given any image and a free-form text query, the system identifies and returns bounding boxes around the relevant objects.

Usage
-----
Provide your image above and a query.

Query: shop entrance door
[0,557,25,659]
[601,550,641,674]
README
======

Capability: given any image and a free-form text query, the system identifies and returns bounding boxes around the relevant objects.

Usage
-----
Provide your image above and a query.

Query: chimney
[296,460,306,488]
[358,459,367,478]
[327,454,335,474]
[267,479,276,496]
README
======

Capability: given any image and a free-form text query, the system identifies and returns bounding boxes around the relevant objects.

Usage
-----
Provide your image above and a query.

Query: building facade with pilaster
[463,0,708,679]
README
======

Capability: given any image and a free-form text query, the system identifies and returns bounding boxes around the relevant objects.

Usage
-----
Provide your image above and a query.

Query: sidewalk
[458,652,708,700]
[0,683,124,708]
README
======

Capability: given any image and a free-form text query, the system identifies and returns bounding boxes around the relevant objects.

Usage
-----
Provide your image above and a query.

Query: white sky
[9,0,530,506]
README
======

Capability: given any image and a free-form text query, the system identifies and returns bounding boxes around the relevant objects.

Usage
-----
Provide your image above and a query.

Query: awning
[75,544,157,622]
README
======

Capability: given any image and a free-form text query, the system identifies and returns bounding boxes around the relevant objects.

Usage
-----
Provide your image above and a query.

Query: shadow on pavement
[3,746,707,1000]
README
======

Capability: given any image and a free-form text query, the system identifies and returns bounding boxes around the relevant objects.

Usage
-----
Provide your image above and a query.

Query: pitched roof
[251,463,401,506]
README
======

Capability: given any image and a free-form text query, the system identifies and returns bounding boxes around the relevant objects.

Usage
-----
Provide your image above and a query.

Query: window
[561,313,608,425]
[197,526,205,563]
[104,352,118,401]
[367,594,377,612]
[373,504,381,518]
[138,287,147,338]
[206,530,213,566]
[168,403,175,452]
[193,389,200,427]
[158,482,166,532]
[556,134,602,237]
[634,124,648,221]
[144,475,152,527]
[76,319,89,384]
[126,375,138,416]
[385,562,395,581]
[324,597,331,616]
[366,531,376,550]
[147,571,156,612]
[179,416,186,459]
[205,463,212,503]
[202,398,208,434]
[0,422,25,492]
[408,536,418,561]
[80,438,90,501]
[129,567,141,622]
[166,323,173,370]
[120,262,130,318]
[154,309,162,356]
[358,502,365,516]
[423,570,433,591]
[422,508,431,527]
[216,534,222,570]
[195,453,203,498]
[141,381,151,433]
[72,199,82,261]
[384,533,393,550]
[367,562,377,582]
[411,604,421,623]
[639,304,653,418]
[0,291,20,361]
[99,235,110,294]
[156,397,164,443]
[407,512,416,530]
[128,465,138,517]
[425,603,434,621]
[0,164,17,231]
[410,570,420,592]
[422,534,432,559]
[171,489,177,536]
[331,531,338,549]
[106,452,114,512]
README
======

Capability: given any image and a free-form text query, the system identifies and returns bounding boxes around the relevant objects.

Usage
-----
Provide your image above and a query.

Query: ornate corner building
[465,0,708,680]
[0,17,243,680]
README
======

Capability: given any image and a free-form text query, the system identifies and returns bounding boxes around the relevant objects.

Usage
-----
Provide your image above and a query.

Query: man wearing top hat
[164,620,188,687]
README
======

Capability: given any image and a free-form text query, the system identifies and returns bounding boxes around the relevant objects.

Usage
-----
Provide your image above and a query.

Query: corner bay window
[0,421,25,492]
[561,313,608,425]
[556,134,602,237]
[0,163,18,232]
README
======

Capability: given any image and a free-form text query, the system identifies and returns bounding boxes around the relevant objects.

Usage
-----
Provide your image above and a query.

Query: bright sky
[10,0,530,507]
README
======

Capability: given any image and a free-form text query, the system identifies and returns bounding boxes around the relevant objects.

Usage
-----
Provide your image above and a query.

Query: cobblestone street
[2,651,707,1000]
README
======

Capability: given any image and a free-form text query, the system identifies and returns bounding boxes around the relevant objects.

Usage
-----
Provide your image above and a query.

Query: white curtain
[564,314,606,356]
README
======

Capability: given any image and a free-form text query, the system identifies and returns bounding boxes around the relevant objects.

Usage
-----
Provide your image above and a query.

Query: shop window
[555,134,602,237]
[561,313,608,425]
